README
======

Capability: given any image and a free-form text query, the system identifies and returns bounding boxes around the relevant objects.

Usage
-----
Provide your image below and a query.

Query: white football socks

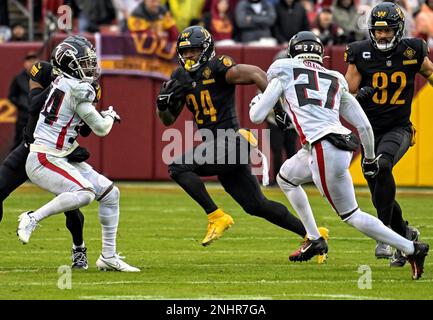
[98,186,120,258]
[30,190,95,222]
[344,209,414,255]
[277,175,321,240]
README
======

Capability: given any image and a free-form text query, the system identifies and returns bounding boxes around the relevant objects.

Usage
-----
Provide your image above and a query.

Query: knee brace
[98,185,119,207]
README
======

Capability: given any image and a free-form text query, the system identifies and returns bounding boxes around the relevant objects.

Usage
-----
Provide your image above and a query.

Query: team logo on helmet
[375,11,387,18]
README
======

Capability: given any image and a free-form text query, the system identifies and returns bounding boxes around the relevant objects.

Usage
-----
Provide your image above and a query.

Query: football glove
[362,154,382,178]
[78,121,92,137]
[101,106,121,123]
[273,100,293,131]
[157,79,186,112]
[356,86,376,105]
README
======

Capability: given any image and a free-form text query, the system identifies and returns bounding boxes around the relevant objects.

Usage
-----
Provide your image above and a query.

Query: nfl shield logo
[386,60,392,67]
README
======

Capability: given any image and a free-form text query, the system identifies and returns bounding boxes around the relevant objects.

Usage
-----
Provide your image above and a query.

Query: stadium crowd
[1,0,433,47]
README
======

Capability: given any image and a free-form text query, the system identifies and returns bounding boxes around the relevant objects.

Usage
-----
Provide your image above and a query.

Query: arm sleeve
[249,77,284,124]
[76,102,114,137]
[340,90,375,159]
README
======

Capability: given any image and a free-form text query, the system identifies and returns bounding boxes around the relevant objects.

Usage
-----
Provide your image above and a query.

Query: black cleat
[72,247,88,270]
[289,237,328,262]
[390,225,420,267]
[407,241,429,280]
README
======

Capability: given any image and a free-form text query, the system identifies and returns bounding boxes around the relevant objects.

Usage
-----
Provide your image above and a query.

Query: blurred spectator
[203,0,235,45]
[74,0,116,33]
[415,0,433,46]
[311,7,345,45]
[302,0,318,25]
[202,0,240,15]
[162,0,206,32]
[0,26,11,43]
[128,0,179,42]
[332,0,365,42]
[10,23,27,41]
[235,0,277,45]
[8,52,38,150]
[273,0,310,45]
[267,49,298,184]
[113,0,143,32]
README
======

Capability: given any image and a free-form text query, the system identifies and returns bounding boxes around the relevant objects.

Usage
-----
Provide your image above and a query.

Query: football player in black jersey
[157,26,329,254]
[345,2,433,266]
[0,36,98,269]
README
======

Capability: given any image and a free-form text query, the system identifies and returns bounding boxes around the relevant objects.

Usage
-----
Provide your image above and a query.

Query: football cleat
[201,209,234,246]
[303,227,329,264]
[17,211,39,244]
[96,253,140,272]
[289,237,328,262]
[407,241,429,280]
[71,247,88,270]
[375,241,393,259]
[390,225,420,267]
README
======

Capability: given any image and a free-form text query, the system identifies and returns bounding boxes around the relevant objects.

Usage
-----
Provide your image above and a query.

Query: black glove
[66,146,90,163]
[273,101,293,131]
[157,79,186,112]
[79,121,92,137]
[362,154,382,178]
[356,86,376,105]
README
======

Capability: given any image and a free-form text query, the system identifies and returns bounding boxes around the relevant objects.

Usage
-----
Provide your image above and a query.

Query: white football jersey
[33,76,95,152]
[267,58,351,145]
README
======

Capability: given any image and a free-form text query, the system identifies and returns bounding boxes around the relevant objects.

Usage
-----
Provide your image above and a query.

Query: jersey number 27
[293,68,339,109]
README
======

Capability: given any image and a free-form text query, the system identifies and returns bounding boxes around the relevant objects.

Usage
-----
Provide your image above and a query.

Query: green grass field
[1,182,432,300]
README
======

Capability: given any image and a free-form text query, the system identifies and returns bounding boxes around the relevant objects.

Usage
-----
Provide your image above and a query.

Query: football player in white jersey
[249,31,429,280]
[17,36,139,272]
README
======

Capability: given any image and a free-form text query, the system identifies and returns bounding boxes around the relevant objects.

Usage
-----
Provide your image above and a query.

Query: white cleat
[96,253,140,272]
[17,211,39,244]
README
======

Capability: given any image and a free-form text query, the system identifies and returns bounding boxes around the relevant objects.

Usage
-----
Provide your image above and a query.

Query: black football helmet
[368,2,405,52]
[287,31,324,64]
[51,35,98,82]
[176,26,215,72]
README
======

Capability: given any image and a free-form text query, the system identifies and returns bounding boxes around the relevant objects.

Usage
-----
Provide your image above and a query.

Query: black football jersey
[171,55,239,133]
[25,61,53,144]
[345,38,428,134]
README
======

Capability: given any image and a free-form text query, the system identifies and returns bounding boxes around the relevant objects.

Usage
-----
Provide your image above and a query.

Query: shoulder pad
[267,58,293,81]
[330,70,349,91]
[30,61,53,87]
[217,55,235,68]
[71,81,96,103]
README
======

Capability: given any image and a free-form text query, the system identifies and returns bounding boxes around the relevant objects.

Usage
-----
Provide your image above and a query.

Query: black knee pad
[378,156,393,173]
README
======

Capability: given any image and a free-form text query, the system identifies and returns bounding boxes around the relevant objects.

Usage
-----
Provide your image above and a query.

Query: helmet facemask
[369,23,403,52]
[73,48,99,82]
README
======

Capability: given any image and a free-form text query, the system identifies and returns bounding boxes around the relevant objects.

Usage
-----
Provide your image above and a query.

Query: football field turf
[1,182,433,300]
